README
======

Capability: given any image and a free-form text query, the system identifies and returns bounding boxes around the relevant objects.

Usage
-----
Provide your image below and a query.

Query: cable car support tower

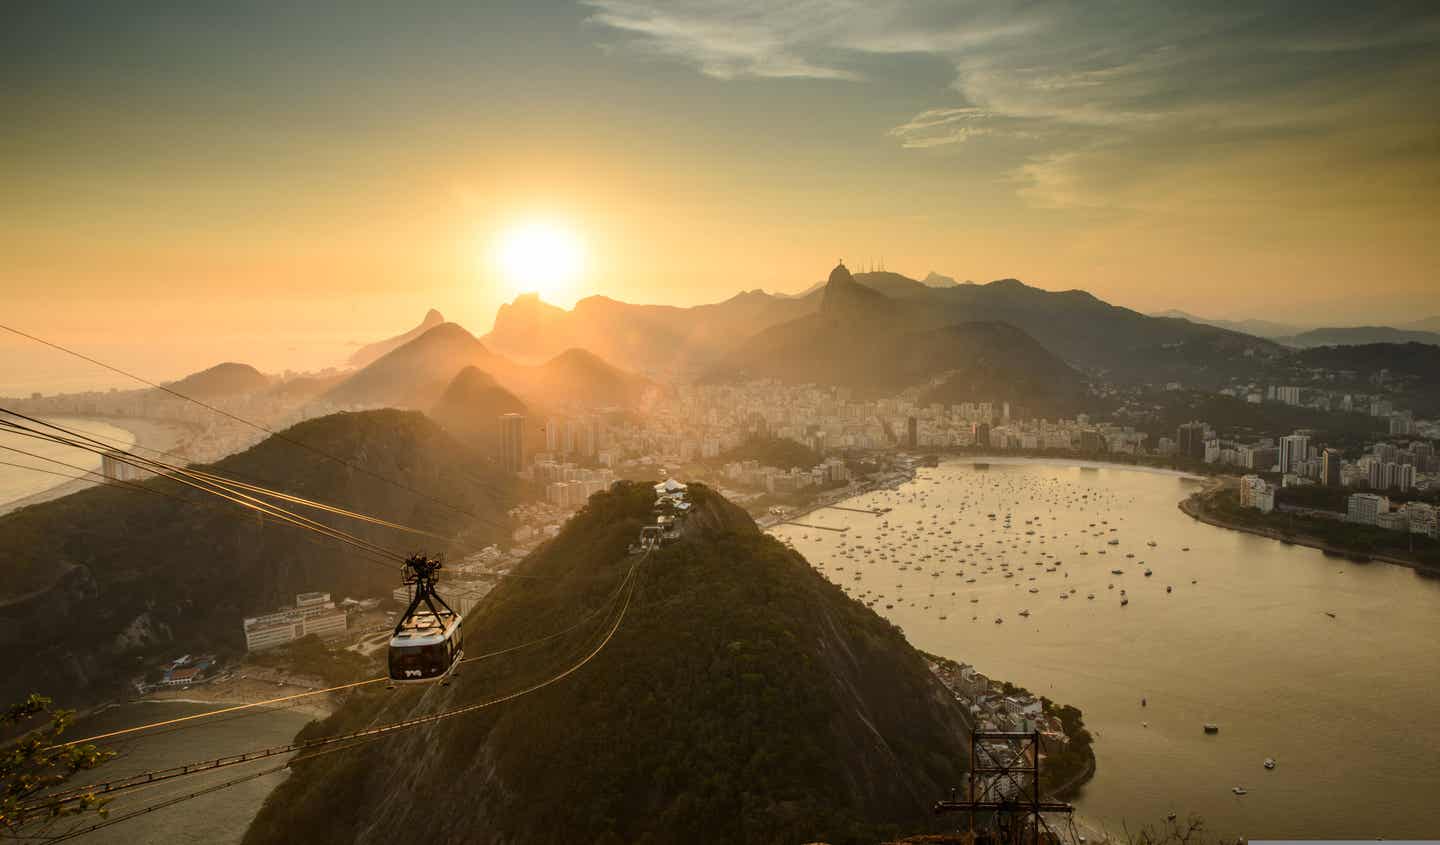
[395,553,458,636]
[934,730,1074,845]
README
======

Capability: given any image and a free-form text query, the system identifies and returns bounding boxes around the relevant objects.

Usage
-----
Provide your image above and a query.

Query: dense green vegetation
[0,410,513,707]
[246,482,974,845]
[1206,489,1440,567]
[1144,391,1385,447]
[1,694,114,835]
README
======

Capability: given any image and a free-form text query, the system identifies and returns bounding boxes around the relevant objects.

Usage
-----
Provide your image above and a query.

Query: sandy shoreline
[136,672,343,722]
[0,415,191,515]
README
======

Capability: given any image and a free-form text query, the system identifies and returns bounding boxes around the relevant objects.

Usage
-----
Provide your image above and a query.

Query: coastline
[937,454,1208,482]
[134,670,345,722]
[1179,483,1439,575]
[0,415,190,516]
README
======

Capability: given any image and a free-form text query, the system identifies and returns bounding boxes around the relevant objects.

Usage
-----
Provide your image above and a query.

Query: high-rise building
[906,416,918,450]
[1397,463,1416,493]
[544,416,562,453]
[1347,493,1389,525]
[972,422,990,448]
[1177,422,1207,461]
[499,413,525,473]
[1279,434,1310,475]
[1321,449,1343,487]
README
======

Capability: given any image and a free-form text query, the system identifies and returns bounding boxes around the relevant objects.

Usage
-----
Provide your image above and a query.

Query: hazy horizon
[5,0,1438,372]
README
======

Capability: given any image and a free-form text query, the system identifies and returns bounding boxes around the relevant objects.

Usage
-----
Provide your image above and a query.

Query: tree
[1,694,114,833]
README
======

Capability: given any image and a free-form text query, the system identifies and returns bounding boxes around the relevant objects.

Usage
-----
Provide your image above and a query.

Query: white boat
[1264,758,1276,769]
[1232,786,1248,795]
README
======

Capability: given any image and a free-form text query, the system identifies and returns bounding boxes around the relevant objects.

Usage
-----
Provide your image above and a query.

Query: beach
[0,415,191,515]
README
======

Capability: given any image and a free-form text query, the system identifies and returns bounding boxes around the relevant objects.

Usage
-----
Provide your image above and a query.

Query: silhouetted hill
[712,264,1085,411]
[925,280,1283,383]
[244,482,972,845]
[526,347,653,408]
[851,270,934,299]
[487,266,1278,387]
[0,410,512,707]
[162,362,271,398]
[265,372,349,402]
[1292,342,1440,416]
[429,366,528,454]
[1275,326,1440,348]
[483,289,814,376]
[1150,309,1304,339]
[347,308,445,368]
[326,322,492,409]
[326,323,651,412]
[912,323,1086,415]
[922,271,966,288]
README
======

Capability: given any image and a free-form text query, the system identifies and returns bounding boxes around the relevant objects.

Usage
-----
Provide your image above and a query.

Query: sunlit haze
[492,221,587,307]
[2,6,1439,844]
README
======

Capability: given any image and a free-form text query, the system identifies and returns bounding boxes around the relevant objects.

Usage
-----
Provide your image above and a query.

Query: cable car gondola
[388,554,464,684]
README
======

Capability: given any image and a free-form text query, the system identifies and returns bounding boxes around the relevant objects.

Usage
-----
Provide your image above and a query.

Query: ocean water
[0,417,137,507]
[773,460,1440,840]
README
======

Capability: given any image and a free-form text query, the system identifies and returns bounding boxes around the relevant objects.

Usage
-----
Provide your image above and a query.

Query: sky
[3,0,1439,389]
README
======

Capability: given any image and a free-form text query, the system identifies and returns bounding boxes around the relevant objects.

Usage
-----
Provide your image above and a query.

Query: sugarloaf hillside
[0,410,513,708]
[244,481,974,845]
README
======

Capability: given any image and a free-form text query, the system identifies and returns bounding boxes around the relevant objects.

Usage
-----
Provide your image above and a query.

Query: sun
[492,222,585,304]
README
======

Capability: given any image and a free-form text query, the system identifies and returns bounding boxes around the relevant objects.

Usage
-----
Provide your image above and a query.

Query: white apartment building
[242,593,348,652]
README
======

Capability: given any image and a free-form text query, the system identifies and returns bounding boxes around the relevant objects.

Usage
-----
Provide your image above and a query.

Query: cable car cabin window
[389,642,450,681]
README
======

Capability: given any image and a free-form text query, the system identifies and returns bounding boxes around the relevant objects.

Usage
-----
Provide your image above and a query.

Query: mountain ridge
[348,308,445,369]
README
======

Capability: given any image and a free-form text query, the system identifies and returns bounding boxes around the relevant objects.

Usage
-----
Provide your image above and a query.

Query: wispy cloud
[887,107,997,148]
[582,0,864,81]
[583,0,1440,210]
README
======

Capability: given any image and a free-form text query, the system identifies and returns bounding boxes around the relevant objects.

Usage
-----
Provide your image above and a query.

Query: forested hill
[245,482,973,845]
[0,410,513,707]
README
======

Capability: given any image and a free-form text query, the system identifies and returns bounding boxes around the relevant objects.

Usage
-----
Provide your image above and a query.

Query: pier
[782,522,850,533]
[822,505,888,516]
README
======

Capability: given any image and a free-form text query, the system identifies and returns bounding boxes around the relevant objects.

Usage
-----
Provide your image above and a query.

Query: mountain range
[483,265,1280,388]
[324,322,654,417]
[1149,309,1306,339]
[482,290,813,375]
[1151,310,1440,347]
[245,481,973,845]
[712,263,1086,413]
[1271,326,1440,348]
